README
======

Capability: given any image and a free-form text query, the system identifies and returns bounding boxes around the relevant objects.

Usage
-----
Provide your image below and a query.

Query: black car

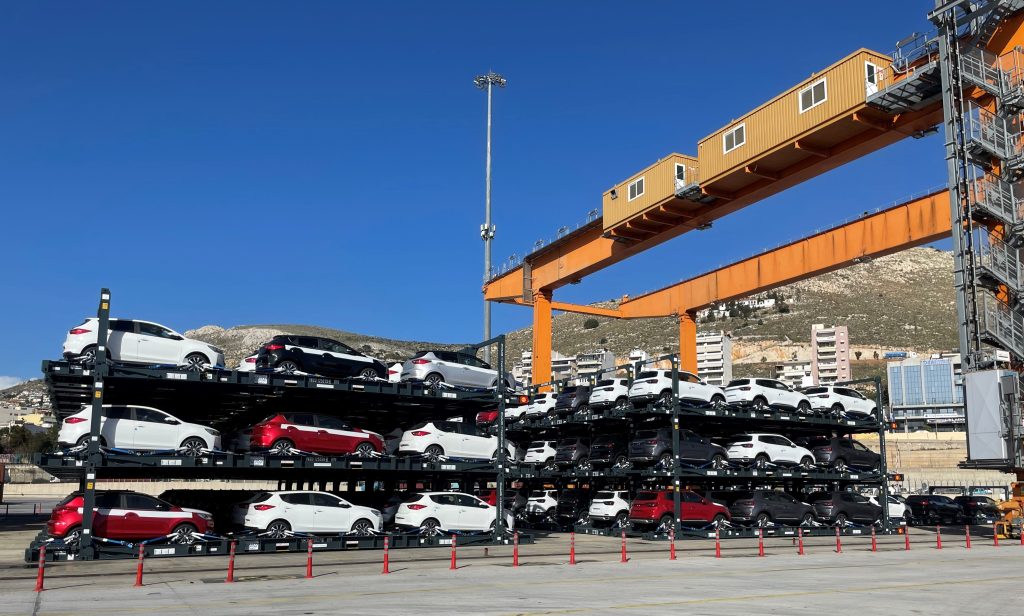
[807,436,881,471]
[256,335,387,379]
[556,489,592,525]
[554,386,592,417]
[728,490,815,527]
[628,428,728,468]
[953,496,1001,523]
[905,494,964,524]
[589,433,629,467]
[808,491,883,526]
[554,437,590,467]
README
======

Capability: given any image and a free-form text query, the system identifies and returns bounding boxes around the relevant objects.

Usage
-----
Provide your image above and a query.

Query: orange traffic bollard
[569,532,576,565]
[449,534,457,570]
[134,543,145,587]
[757,527,765,557]
[870,526,877,552]
[905,527,911,551]
[381,536,390,574]
[993,522,1000,547]
[620,530,628,563]
[513,531,519,567]
[965,525,971,550]
[226,540,236,582]
[714,527,721,558]
[34,544,46,593]
[935,525,943,550]
[669,528,676,560]
[305,538,314,579]
[797,527,805,555]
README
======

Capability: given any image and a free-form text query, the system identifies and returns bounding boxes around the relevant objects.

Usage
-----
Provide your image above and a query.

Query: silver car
[401,350,516,389]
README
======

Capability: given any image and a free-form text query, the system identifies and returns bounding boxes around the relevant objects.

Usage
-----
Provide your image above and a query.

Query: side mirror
[164,417,180,425]
[169,334,184,341]
[338,503,351,509]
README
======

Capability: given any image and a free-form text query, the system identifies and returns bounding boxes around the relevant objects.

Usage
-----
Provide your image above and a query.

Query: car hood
[180,507,212,517]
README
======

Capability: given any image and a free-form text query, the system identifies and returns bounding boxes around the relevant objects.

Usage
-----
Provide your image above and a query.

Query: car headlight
[205,428,219,436]
[198,512,213,521]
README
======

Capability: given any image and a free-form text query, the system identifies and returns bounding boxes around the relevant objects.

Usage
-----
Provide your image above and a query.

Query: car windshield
[803,387,828,394]
[528,441,548,448]
[408,422,429,430]
[596,380,614,387]
[557,439,577,446]
[243,492,272,503]
[727,379,749,387]
[402,493,426,504]
[635,491,659,501]
[532,395,548,402]
[637,371,659,379]
[594,492,615,499]
[806,493,833,502]
[725,435,752,444]
[634,430,658,439]
[974,497,996,505]
[528,491,548,498]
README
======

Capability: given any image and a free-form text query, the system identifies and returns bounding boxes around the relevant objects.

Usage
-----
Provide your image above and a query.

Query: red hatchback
[628,489,731,529]
[48,490,213,546]
[250,412,383,456]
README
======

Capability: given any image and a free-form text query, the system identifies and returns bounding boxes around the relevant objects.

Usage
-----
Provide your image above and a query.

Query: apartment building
[696,331,733,386]
[811,324,851,385]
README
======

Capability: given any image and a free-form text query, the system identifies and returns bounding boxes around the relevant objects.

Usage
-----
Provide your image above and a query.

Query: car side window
[296,337,319,349]
[125,494,164,510]
[109,320,136,333]
[138,322,174,339]
[431,494,456,506]
[104,406,132,420]
[682,492,701,503]
[290,414,316,426]
[95,493,122,508]
[281,493,312,506]
[312,493,342,507]
[134,408,170,423]
[317,416,347,431]
[852,441,869,451]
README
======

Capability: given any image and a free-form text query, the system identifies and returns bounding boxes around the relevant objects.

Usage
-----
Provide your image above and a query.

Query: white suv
[63,318,225,371]
[398,421,514,461]
[524,392,558,417]
[522,440,557,465]
[233,491,382,537]
[724,433,816,469]
[630,370,725,407]
[803,385,878,419]
[724,378,811,412]
[394,491,511,533]
[57,404,221,455]
[587,378,631,411]
[526,489,559,518]
[588,490,631,526]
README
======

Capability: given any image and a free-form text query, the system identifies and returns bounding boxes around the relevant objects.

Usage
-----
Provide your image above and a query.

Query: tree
[599,337,608,344]
[583,318,599,330]
[873,351,880,360]
[855,351,863,360]
[706,312,716,322]
[760,356,767,363]
[777,303,791,314]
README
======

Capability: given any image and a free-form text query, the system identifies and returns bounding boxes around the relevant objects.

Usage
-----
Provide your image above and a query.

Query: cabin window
[628,176,645,201]
[674,163,687,184]
[723,124,745,154]
[865,63,878,85]
[799,77,827,113]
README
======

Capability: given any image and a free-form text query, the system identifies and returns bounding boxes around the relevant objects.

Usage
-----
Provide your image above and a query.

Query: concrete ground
[0,524,1021,616]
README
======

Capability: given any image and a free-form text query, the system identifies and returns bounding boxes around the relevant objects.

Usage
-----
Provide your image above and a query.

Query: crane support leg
[532,289,553,389]
[678,311,698,374]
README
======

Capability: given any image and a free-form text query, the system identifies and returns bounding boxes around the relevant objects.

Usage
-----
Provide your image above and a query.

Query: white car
[588,490,631,526]
[400,350,517,389]
[232,491,382,537]
[629,370,726,407]
[869,494,910,523]
[57,404,221,455]
[236,353,258,372]
[398,421,514,461]
[724,378,811,413]
[394,491,512,533]
[521,440,557,465]
[63,318,225,371]
[387,362,403,382]
[803,385,878,418]
[524,392,558,417]
[587,378,632,411]
[525,489,559,517]
[724,433,816,469]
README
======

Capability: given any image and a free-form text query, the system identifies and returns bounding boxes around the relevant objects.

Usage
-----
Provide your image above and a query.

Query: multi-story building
[773,360,813,389]
[513,351,577,386]
[887,353,964,431]
[696,331,732,386]
[811,324,851,385]
[576,349,615,381]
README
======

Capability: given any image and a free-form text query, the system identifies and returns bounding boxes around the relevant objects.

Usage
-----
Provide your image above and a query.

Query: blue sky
[0,1,947,382]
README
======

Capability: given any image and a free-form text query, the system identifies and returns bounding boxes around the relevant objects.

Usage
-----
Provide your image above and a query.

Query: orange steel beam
[532,290,553,392]
[618,189,951,318]
[509,297,623,318]
[678,311,698,374]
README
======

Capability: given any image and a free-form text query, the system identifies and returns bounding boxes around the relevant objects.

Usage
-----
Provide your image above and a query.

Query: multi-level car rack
[503,356,897,541]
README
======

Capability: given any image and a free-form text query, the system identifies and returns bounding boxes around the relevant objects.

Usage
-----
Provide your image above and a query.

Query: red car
[48,490,213,546]
[250,412,383,456]
[628,489,731,529]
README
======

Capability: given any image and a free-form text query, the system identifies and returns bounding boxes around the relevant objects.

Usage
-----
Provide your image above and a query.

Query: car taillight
[65,417,87,424]
[819,501,833,507]
[735,500,754,506]
[647,440,658,445]
[245,357,256,364]
[68,328,91,335]
[407,504,427,510]
[254,504,275,511]
[739,443,753,448]
[820,447,832,452]
[265,344,284,351]
[412,359,431,365]
[411,431,431,437]
[388,369,398,375]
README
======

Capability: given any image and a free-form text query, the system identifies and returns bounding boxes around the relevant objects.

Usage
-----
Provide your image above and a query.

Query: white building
[774,360,814,389]
[513,350,576,386]
[811,324,851,385]
[698,297,777,319]
[696,331,732,386]
[576,349,615,381]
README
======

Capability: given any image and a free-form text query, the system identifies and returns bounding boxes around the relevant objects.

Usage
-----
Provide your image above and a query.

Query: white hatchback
[233,491,382,537]
[236,353,258,372]
[57,404,220,455]
[724,433,816,469]
[63,318,225,371]
[524,392,558,417]
[525,489,559,517]
[802,385,878,418]
[521,440,557,465]
[394,491,511,533]
[588,490,631,526]
[398,421,514,461]
[587,378,632,411]
[629,370,726,407]
[724,378,811,412]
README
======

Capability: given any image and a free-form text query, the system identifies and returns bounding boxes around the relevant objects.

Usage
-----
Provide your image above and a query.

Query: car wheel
[752,396,769,411]
[926,509,940,525]
[711,453,727,470]
[834,513,848,527]
[799,456,814,470]
[833,458,848,473]
[419,518,441,536]
[711,394,726,408]
[358,367,379,379]
[576,456,590,471]
[266,519,291,538]
[269,439,295,455]
[350,518,374,536]
[355,442,377,457]
[800,512,815,525]
[713,513,727,526]
[830,403,844,418]
[423,445,444,461]
[659,452,674,468]
[659,514,674,530]
[659,389,674,406]
[276,360,300,373]
[576,404,589,416]
[80,345,98,366]
[424,373,445,389]
[797,401,811,414]
[170,523,199,543]
[755,512,772,527]
[754,453,770,469]
[615,511,629,527]
[614,397,629,411]
[614,454,629,467]
[61,526,82,549]
[183,353,210,372]
[180,437,207,457]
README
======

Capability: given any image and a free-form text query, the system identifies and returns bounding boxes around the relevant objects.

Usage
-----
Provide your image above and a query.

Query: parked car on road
[807,436,881,471]
[808,491,883,526]
[905,494,964,524]
[522,440,558,465]
[953,495,1001,523]
[802,385,878,418]
[256,335,387,380]
[628,489,730,530]
[48,490,213,546]
[587,378,631,412]
[398,421,513,461]
[250,413,382,456]
[63,318,225,371]
[554,437,591,467]
[724,378,811,412]
[588,490,631,526]
[724,433,815,469]
[727,490,816,527]
[58,404,220,455]
[400,350,515,390]
[233,491,381,537]
[395,492,510,533]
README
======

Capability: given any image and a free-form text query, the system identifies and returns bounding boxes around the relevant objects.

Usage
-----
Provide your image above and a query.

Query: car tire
[350,518,374,536]
[659,389,674,406]
[358,367,379,379]
[170,523,199,543]
[180,437,207,457]
[830,403,844,417]
[276,360,300,373]
[183,353,210,372]
[423,373,445,389]
[754,453,770,469]
[576,404,589,416]
[659,452,674,468]
[79,345,99,366]
[711,453,727,470]
[355,442,377,457]
[834,513,848,527]
[613,396,629,411]
[269,439,295,455]
[61,526,82,549]
[833,458,848,473]
[613,454,628,467]
[575,456,590,470]
[800,512,815,525]
[755,512,772,527]
[76,435,107,448]
[266,519,291,538]
[711,394,726,408]
[615,511,629,527]
[797,401,811,414]
[799,456,814,470]
[419,518,441,536]
[423,444,444,461]
[659,514,674,530]
[713,513,727,525]
[752,396,769,411]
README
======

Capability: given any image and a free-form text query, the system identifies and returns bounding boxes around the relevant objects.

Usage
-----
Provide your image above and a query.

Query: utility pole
[474,71,506,364]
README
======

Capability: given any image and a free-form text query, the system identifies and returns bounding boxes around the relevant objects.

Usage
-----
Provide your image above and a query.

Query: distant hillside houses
[697,297,777,319]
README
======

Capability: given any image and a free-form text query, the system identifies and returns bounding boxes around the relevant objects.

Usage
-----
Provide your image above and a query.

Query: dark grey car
[808,437,881,471]
[728,490,816,527]
[554,386,592,417]
[554,437,590,467]
[628,428,729,468]
[809,491,883,526]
